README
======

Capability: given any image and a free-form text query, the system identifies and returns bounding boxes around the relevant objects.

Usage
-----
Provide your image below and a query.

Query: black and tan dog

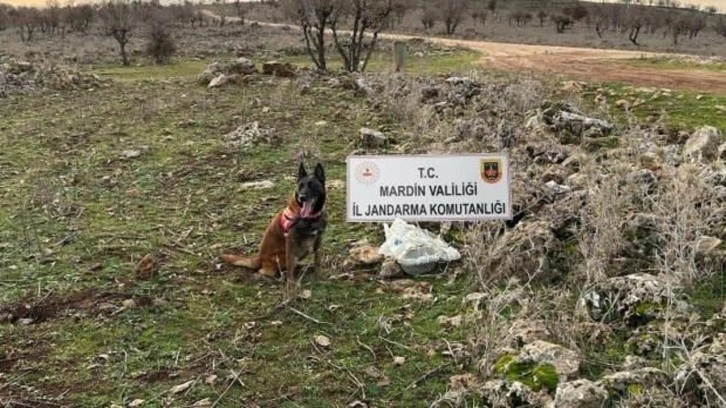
[220,162,327,297]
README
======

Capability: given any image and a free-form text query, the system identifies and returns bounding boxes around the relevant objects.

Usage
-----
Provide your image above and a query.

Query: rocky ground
[0,59,110,98]
[0,29,724,408]
[338,68,725,407]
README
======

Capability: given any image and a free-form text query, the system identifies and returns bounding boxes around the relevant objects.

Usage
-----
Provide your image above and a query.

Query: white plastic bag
[377,218,461,275]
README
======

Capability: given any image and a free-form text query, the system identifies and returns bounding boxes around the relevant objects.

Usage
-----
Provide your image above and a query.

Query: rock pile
[347,73,726,408]
[221,121,277,150]
[0,59,107,98]
[198,57,298,88]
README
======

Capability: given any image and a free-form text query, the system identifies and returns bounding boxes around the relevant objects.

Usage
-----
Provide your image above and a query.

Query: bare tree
[440,0,467,35]
[509,10,532,27]
[100,0,136,66]
[0,3,12,31]
[471,1,488,26]
[146,10,176,64]
[12,7,41,42]
[670,14,690,44]
[281,0,340,71]
[624,5,644,45]
[628,16,642,44]
[716,15,726,38]
[39,0,62,35]
[234,0,247,24]
[551,14,572,33]
[390,0,406,26]
[537,10,547,26]
[486,0,496,19]
[420,6,436,30]
[332,0,402,72]
[65,4,94,33]
[562,3,588,23]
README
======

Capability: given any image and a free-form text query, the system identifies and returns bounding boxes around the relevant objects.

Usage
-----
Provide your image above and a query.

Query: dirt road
[202,10,726,94]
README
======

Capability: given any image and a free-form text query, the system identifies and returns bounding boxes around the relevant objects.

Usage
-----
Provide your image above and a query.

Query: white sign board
[346,153,512,222]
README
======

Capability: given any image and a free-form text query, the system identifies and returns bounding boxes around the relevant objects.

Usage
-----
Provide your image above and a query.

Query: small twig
[0,399,60,408]
[356,335,376,363]
[310,354,366,401]
[54,389,71,400]
[442,339,457,363]
[286,305,331,325]
[379,335,413,351]
[258,391,296,406]
[163,243,198,257]
[0,370,31,392]
[398,363,451,396]
[250,298,290,322]
[212,369,245,408]
[175,227,194,244]
[52,232,77,247]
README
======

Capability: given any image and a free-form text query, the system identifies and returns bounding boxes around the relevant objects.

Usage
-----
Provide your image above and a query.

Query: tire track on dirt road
[201,9,726,94]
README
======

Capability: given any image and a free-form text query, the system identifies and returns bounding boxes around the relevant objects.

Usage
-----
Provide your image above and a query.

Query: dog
[220,162,327,297]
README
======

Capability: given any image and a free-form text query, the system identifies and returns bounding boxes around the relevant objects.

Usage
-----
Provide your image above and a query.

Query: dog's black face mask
[296,162,326,217]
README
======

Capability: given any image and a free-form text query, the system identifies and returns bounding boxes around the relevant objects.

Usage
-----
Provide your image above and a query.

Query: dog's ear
[314,163,325,184]
[298,162,307,180]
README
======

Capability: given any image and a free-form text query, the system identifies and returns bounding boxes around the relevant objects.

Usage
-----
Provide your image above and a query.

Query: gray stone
[359,127,387,148]
[683,126,721,162]
[208,74,229,88]
[550,379,608,408]
[228,57,256,75]
[518,340,581,380]
[580,273,680,325]
[222,121,275,150]
[598,367,669,395]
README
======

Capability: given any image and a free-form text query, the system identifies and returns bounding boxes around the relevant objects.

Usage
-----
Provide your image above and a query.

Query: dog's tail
[219,253,261,269]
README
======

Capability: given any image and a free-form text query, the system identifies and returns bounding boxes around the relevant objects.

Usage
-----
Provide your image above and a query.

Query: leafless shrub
[0,3,11,31]
[281,0,339,71]
[169,2,199,27]
[651,164,719,288]
[575,160,634,284]
[562,2,588,22]
[439,0,467,35]
[333,0,403,72]
[551,14,573,33]
[390,0,406,27]
[375,74,425,125]
[508,10,532,27]
[716,16,726,38]
[100,0,136,66]
[234,0,247,24]
[146,10,176,64]
[471,3,488,26]
[11,6,41,42]
[420,6,436,30]
[280,0,405,73]
[467,279,528,376]
[64,3,94,34]
[536,9,547,26]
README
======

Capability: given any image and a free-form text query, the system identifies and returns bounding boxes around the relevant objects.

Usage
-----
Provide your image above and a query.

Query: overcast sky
[3,0,724,12]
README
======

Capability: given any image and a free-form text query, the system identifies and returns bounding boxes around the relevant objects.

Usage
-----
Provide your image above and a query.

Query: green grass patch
[690,272,726,319]
[494,354,559,393]
[583,82,726,133]
[0,56,482,406]
[91,59,210,81]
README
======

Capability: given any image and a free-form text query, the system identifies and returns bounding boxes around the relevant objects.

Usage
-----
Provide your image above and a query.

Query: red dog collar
[280,206,323,233]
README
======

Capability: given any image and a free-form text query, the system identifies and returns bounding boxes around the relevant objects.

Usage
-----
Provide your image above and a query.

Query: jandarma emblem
[355,162,380,185]
[480,159,502,184]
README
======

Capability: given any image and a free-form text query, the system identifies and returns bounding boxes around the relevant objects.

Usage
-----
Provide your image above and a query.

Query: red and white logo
[355,162,380,185]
